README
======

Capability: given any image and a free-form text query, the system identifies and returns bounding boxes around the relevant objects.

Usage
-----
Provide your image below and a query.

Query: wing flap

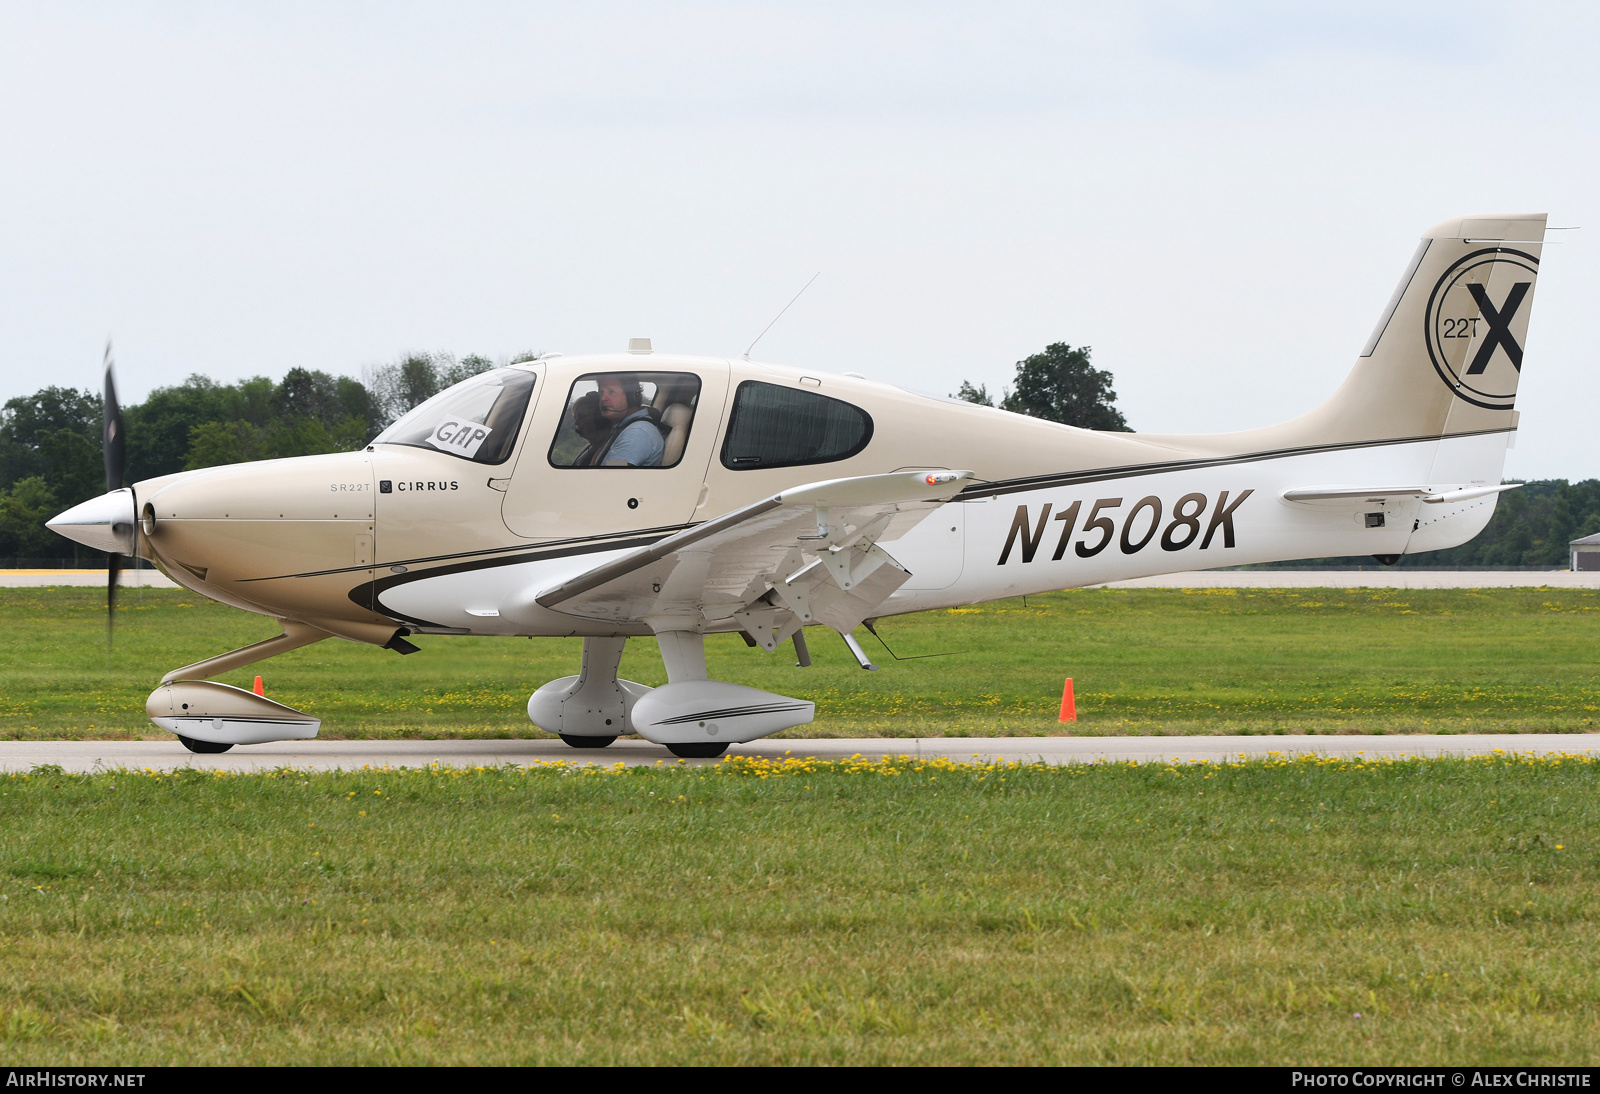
[535,470,972,639]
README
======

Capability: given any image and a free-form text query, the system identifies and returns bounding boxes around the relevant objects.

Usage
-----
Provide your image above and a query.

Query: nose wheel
[176,735,234,755]
[559,734,618,749]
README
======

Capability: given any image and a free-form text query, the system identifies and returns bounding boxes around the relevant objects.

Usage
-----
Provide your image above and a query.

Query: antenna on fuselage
[742,272,820,361]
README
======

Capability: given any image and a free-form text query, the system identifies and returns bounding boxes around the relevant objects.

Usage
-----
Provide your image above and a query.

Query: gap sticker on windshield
[425,417,492,459]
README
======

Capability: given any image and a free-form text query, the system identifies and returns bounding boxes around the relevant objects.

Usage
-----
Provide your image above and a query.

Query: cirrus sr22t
[48,213,1546,757]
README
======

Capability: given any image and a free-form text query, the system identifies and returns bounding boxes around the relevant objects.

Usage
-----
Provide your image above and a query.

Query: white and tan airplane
[48,213,1545,757]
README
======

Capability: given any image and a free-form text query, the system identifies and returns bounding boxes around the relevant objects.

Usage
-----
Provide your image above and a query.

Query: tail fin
[1126,215,1547,558]
[1294,212,1546,445]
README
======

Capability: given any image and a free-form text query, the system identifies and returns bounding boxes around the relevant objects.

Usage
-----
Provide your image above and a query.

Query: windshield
[373,368,535,464]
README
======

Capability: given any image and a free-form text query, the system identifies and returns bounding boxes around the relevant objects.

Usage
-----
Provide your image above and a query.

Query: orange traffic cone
[253,676,265,697]
[1058,677,1076,723]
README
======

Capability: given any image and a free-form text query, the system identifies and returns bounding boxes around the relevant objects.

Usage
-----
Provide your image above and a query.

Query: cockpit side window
[548,372,702,469]
[372,368,535,465]
[720,381,872,470]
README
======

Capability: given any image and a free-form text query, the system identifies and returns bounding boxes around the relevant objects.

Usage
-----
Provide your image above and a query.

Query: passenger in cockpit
[592,374,664,467]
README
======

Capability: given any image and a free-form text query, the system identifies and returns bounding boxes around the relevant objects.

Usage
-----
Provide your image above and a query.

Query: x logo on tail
[1464,281,1531,374]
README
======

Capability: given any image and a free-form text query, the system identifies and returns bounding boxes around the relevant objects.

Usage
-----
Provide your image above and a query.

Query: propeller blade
[103,343,125,646]
[103,342,124,492]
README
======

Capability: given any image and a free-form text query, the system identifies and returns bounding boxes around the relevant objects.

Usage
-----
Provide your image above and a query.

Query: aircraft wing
[536,470,973,646]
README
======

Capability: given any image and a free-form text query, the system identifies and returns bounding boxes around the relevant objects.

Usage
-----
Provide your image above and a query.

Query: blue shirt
[599,408,664,467]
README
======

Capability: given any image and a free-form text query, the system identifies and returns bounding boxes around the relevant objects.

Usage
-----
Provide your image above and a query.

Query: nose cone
[46,488,137,554]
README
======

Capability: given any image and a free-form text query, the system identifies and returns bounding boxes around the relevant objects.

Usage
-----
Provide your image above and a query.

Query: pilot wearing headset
[591,374,664,467]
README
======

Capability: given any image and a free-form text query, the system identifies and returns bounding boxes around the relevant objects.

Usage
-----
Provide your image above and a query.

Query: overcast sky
[3,2,1596,476]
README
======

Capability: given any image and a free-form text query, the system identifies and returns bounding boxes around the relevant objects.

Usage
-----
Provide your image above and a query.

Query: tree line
[0,352,525,560]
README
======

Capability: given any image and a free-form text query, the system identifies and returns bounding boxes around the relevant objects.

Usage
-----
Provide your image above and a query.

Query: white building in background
[1572,532,1600,572]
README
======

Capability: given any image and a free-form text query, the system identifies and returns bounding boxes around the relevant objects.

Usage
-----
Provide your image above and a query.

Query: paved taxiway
[3,734,1597,773]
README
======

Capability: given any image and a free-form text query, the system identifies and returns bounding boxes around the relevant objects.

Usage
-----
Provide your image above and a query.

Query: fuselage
[125,350,1510,647]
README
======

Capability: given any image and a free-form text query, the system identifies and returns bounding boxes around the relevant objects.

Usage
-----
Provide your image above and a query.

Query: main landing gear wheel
[176,735,233,754]
[666,742,728,759]
[559,734,618,749]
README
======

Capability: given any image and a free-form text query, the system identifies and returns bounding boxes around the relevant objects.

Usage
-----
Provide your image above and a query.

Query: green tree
[1001,343,1130,431]
[272,367,380,438]
[1545,494,1577,565]
[184,421,264,470]
[259,417,366,461]
[1576,510,1600,542]
[440,354,496,386]
[125,375,277,481]
[952,381,994,407]
[366,351,500,425]
[334,376,383,440]
[0,387,104,505]
[0,477,64,559]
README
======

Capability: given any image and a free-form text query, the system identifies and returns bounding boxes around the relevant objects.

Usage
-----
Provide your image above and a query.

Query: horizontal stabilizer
[1421,484,1523,505]
[1282,484,1521,507]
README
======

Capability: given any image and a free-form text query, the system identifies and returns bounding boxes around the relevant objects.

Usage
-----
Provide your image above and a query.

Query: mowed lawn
[2,586,1599,739]
[0,755,1595,1065]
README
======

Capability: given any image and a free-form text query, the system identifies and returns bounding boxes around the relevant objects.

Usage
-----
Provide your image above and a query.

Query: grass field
[0,753,1595,1065]
[3,586,1598,739]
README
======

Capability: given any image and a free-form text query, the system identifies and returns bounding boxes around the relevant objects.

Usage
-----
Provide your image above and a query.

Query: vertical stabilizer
[1289,212,1545,446]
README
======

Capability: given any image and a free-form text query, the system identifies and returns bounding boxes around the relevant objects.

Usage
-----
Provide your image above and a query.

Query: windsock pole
[1058,678,1076,723]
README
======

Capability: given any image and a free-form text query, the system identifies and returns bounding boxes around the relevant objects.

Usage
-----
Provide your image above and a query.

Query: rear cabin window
[720,381,872,470]
[548,372,702,469]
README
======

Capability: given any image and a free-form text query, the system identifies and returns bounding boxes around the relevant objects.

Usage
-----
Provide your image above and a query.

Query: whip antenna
[743,272,820,360]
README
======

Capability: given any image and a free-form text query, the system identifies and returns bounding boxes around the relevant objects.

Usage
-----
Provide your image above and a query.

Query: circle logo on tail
[1424,247,1539,411]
